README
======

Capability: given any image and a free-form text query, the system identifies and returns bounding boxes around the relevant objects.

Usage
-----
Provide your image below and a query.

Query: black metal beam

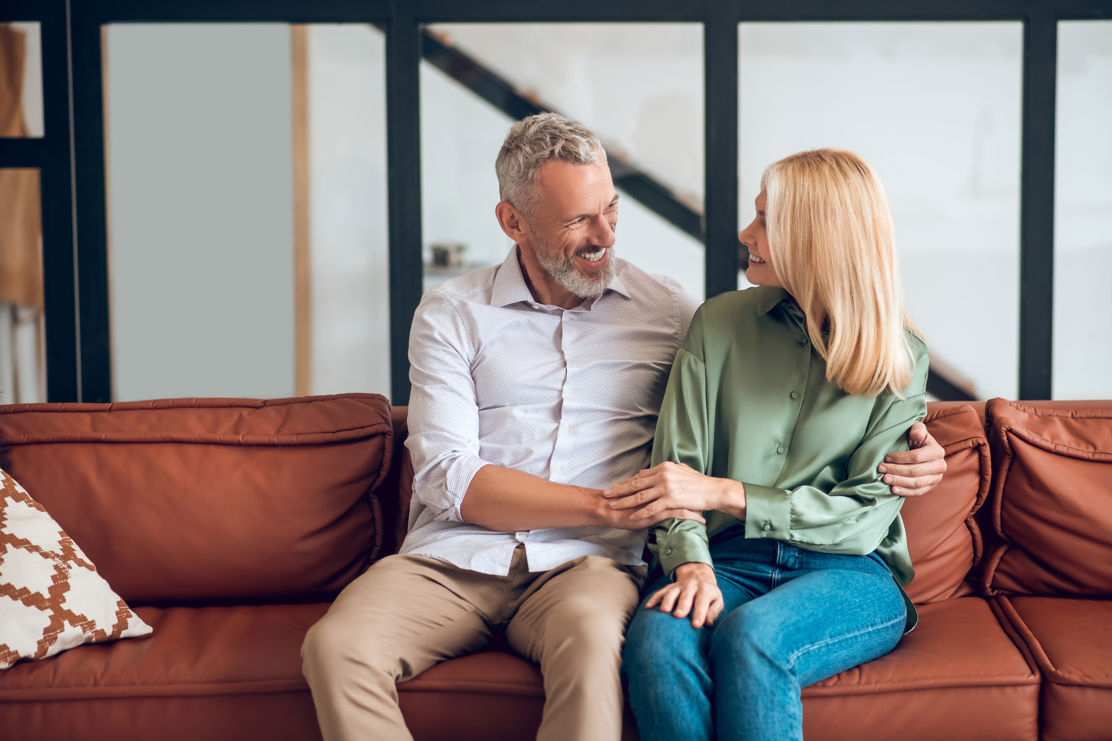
[69,2,113,402]
[386,7,423,406]
[414,0,707,22]
[705,7,739,298]
[1018,8,1057,399]
[39,0,80,402]
[80,0,390,23]
[0,138,45,165]
[727,0,1112,22]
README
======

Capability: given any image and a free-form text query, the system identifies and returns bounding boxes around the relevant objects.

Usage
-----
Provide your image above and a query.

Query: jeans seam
[784,610,905,672]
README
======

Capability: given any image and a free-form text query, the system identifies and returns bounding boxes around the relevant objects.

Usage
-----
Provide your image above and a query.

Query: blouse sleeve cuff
[656,522,713,579]
[743,482,791,540]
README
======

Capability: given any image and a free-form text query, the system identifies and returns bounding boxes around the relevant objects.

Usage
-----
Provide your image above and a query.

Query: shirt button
[776,445,785,455]
[665,547,674,556]
[553,463,563,473]
[790,391,800,400]
[763,522,772,531]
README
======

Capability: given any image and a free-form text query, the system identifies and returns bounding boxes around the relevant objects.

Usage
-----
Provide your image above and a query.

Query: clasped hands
[602,461,743,525]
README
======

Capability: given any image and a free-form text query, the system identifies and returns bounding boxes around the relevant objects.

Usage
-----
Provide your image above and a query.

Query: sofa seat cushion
[801,598,1039,741]
[0,603,326,741]
[997,596,1112,741]
[398,651,546,741]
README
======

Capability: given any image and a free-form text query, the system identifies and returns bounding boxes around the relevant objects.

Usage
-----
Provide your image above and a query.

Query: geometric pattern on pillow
[0,467,152,670]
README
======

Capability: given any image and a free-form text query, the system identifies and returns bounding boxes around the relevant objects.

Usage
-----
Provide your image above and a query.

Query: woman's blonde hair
[761,148,914,397]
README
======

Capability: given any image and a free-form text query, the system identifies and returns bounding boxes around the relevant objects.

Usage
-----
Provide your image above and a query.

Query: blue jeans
[623,529,906,741]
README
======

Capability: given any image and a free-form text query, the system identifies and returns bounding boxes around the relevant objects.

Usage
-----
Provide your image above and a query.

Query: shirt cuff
[743,482,791,540]
[656,523,712,580]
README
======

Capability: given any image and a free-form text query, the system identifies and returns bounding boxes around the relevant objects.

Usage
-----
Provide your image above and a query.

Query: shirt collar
[491,246,631,309]
[756,286,793,316]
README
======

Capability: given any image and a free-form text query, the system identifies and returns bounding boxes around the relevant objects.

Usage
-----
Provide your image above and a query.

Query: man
[301,112,945,741]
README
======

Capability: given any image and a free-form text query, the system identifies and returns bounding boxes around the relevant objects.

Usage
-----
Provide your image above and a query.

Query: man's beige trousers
[302,547,644,741]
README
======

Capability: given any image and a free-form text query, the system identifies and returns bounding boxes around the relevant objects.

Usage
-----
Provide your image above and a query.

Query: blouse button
[665,547,674,556]
[776,445,785,455]
[790,391,800,400]
[762,522,772,531]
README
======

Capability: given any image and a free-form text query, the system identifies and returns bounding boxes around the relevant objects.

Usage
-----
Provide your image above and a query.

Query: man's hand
[644,562,723,629]
[603,462,746,521]
[459,464,706,532]
[878,421,946,497]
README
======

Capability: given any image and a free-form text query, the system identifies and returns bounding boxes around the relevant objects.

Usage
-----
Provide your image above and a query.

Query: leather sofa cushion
[983,399,1112,597]
[802,597,1039,741]
[0,395,392,604]
[901,403,991,604]
[0,603,326,741]
[997,596,1112,741]
[397,598,1039,741]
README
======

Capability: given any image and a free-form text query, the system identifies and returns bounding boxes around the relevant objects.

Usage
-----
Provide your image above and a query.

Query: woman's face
[738,189,782,288]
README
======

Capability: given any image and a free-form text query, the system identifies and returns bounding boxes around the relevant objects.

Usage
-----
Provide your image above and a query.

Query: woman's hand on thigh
[644,562,723,629]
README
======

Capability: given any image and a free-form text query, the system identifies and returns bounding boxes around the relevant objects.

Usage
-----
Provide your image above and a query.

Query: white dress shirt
[400,246,699,575]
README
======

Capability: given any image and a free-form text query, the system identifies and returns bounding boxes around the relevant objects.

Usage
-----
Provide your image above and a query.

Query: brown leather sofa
[0,395,1109,741]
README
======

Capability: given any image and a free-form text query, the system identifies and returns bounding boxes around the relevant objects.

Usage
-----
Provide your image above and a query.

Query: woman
[606,149,927,741]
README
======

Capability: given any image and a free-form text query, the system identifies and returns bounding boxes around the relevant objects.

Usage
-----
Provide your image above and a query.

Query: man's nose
[591,215,616,247]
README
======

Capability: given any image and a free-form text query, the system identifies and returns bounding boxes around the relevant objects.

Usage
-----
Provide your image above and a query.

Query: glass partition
[0,168,45,403]
[102,23,389,401]
[738,22,1023,399]
[421,23,705,300]
[1054,21,1112,399]
[1,22,44,137]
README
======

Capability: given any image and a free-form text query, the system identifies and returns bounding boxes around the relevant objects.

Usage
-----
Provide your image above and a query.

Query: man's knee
[541,600,629,672]
[302,612,395,685]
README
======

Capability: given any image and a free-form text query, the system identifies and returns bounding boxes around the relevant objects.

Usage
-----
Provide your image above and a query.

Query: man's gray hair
[495,112,603,218]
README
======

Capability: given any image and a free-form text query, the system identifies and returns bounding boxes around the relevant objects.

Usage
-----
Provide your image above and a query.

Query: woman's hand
[878,421,947,497]
[644,562,723,629]
[604,462,746,521]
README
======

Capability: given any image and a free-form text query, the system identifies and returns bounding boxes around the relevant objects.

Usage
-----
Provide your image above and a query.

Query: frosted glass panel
[1,23,43,137]
[1054,21,1112,399]
[104,24,389,401]
[739,22,1023,400]
[421,23,705,300]
[0,168,45,403]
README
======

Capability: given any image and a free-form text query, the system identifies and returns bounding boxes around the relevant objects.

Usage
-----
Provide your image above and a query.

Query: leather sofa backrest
[901,402,992,604]
[385,402,993,605]
[982,398,1112,597]
[0,394,392,605]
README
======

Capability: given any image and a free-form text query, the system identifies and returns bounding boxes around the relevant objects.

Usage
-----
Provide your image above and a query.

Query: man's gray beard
[534,247,615,299]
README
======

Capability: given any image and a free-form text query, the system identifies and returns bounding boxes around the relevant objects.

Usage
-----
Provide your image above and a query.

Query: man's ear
[495,201,527,242]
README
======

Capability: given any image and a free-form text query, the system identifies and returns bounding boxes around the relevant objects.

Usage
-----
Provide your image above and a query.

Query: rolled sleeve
[405,293,489,523]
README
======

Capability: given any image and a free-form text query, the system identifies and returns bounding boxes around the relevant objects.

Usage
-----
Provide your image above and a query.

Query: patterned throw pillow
[0,467,152,669]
